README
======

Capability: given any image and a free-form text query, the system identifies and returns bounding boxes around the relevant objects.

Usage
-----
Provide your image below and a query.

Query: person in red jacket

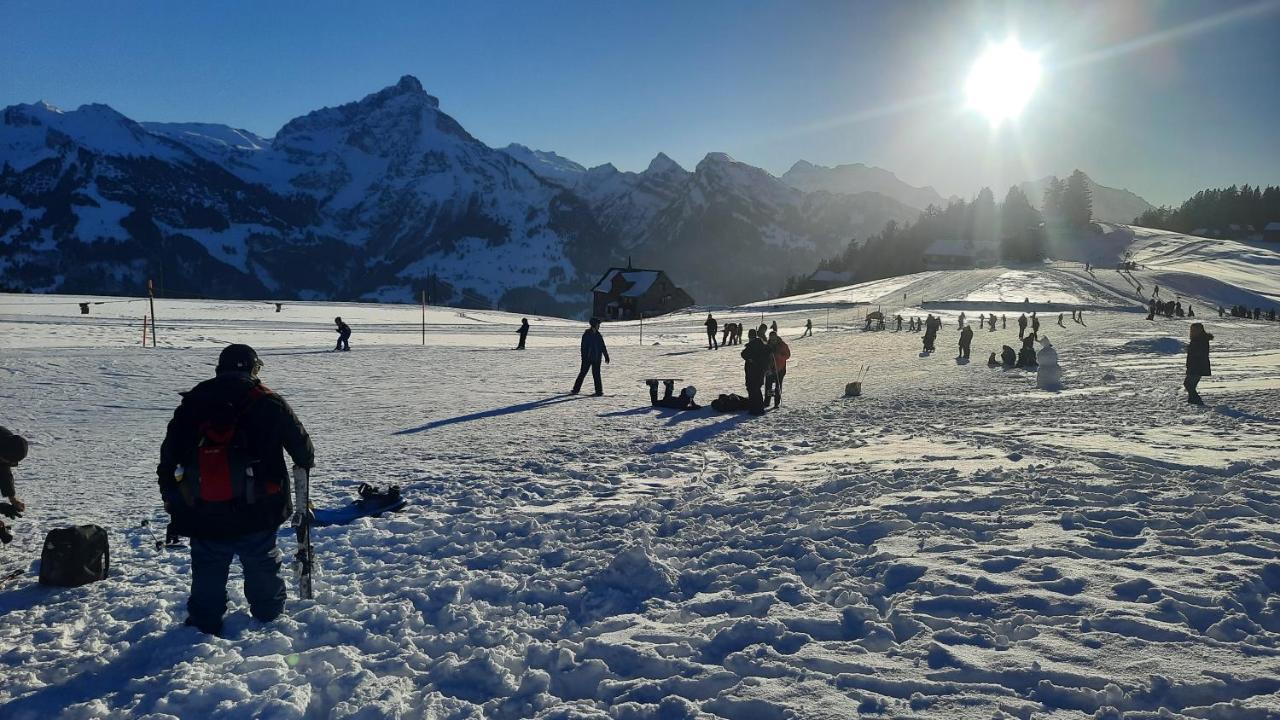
[764,329,791,408]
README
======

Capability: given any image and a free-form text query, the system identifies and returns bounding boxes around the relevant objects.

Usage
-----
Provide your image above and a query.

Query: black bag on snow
[711,393,751,412]
[39,524,109,587]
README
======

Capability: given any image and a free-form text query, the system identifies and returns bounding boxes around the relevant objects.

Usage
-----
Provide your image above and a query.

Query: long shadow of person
[394,395,580,434]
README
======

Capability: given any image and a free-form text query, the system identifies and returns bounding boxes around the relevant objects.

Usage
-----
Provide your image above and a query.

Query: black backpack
[39,524,109,587]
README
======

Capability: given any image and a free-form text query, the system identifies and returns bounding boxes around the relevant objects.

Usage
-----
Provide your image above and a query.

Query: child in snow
[1184,323,1213,405]
[648,381,700,410]
[0,426,29,545]
[334,317,352,351]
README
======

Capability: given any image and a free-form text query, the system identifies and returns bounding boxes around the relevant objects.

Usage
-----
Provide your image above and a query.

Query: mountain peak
[702,152,736,164]
[395,75,424,93]
[354,75,439,110]
[645,152,684,174]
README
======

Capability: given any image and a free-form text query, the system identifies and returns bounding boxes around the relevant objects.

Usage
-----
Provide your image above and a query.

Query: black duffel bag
[39,524,110,587]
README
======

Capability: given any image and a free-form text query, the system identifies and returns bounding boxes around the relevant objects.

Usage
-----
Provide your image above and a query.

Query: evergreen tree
[1041,176,1066,223]
[1064,170,1093,229]
[1001,185,1044,262]
[969,187,998,247]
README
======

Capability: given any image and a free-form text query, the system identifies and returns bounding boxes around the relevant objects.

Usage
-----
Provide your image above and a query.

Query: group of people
[1220,305,1277,321]
[1147,299,1192,320]
[739,324,791,413]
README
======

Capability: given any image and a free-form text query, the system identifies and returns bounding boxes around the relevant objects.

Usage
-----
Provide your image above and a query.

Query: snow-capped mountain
[781,160,947,212]
[1020,173,1155,224]
[634,153,920,305]
[1,76,920,311]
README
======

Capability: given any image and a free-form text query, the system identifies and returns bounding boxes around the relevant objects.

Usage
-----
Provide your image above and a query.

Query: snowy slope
[2,235,1279,718]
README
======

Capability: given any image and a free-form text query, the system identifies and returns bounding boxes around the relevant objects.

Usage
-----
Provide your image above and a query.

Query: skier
[705,313,719,350]
[1184,322,1212,405]
[647,381,700,410]
[1018,313,1028,339]
[571,317,610,396]
[158,344,315,635]
[516,318,530,350]
[333,317,351,352]
[958,324,973,359]
[801,318,813,338]
[740,329,771,414]
[764,329,791,408]
[0,426,29,546]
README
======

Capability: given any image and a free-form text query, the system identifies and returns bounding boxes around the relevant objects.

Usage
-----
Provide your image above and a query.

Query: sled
[312,484,406,527]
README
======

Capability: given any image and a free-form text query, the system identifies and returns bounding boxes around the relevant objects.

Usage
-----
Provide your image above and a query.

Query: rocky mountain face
[780,160,948,212]
[0,75,919,311]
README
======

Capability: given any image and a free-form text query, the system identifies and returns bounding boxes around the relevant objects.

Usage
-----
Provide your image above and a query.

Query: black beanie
[0,427,27,466]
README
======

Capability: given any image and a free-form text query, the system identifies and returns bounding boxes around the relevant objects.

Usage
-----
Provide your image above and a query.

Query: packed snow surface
[2,253,1280,719]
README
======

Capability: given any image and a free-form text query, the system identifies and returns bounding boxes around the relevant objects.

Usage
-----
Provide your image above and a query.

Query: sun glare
[965,39,1041,126]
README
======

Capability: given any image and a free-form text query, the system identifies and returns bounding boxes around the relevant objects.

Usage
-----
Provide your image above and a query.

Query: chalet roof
[592,268,661,297]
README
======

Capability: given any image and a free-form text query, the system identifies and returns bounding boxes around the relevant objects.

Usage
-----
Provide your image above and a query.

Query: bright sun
[965,39,1041,125]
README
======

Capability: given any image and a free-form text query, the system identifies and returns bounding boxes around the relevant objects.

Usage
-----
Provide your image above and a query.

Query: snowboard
[313,484,406,527]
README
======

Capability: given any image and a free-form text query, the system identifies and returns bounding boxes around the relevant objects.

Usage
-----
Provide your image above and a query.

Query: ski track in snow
[2,268,1280,719]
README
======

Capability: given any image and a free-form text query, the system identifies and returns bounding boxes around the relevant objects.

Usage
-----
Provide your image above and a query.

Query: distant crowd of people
[1221,305,1277,321]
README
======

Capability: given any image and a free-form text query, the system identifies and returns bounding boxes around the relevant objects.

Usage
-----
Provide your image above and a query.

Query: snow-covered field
[2,228,1280,719]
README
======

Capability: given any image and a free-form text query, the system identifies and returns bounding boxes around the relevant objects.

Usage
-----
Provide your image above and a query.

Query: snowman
[1036,335,1062,391]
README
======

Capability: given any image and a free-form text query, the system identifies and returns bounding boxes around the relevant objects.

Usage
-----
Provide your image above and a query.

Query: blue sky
[3,0,1277,206]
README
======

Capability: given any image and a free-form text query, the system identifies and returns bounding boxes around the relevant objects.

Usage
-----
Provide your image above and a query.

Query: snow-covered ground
[2,228,1280,719]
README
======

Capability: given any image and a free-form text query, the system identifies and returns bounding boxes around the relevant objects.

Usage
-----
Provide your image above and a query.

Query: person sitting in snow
[158,344,315,635]
[648,381,700,410]
[1001,345,1016,368]
[1016,334,1038,368]
[987,351,1001,367]
[0,426,29,546]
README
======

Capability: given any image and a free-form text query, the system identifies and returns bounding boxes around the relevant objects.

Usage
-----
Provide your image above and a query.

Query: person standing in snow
[333,317,351,352]
[722,321,733,346]
[770,320,778,335]
[764,329,791,408]
[1017,313,1027,339]
[571,318,610,396]
[958,324,973,360]
[922,314,939,353]
[1016,334,1038,368]
[0,426,29,546]
[1184,323,1212,405]
[158,344,314,635]
[705,313,719,350]
[516,318,530,350]
[801,318,813,338]
[1001,314,1007,330]
[741,329,771,414]
[1031,312,1040,335]
[958,311,966,329]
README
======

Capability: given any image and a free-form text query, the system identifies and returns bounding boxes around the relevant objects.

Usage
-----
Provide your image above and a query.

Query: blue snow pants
[187,529,286,633]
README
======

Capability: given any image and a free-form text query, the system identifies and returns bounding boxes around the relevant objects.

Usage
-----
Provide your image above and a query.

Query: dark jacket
[517,322,529,338]
[336,320,351,337]
[705,317,718,333]
[959,326,973,346]
[158,374,314,539]
[580,329,610,363]
[1186,334,1213,376]
[741,337,772,378]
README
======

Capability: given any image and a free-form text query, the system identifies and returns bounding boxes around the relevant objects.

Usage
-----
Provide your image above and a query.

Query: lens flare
[965,39,1041,126]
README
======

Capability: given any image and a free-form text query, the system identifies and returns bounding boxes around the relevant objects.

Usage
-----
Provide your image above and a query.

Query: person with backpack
[705,313,719,350]
[1185,323,1213,405]
[0,426,29,546]
[764,330,791,408]
[334,317,351,352]
[571,318,610,396]
[157,344,315,635]
[516,318,530,350]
